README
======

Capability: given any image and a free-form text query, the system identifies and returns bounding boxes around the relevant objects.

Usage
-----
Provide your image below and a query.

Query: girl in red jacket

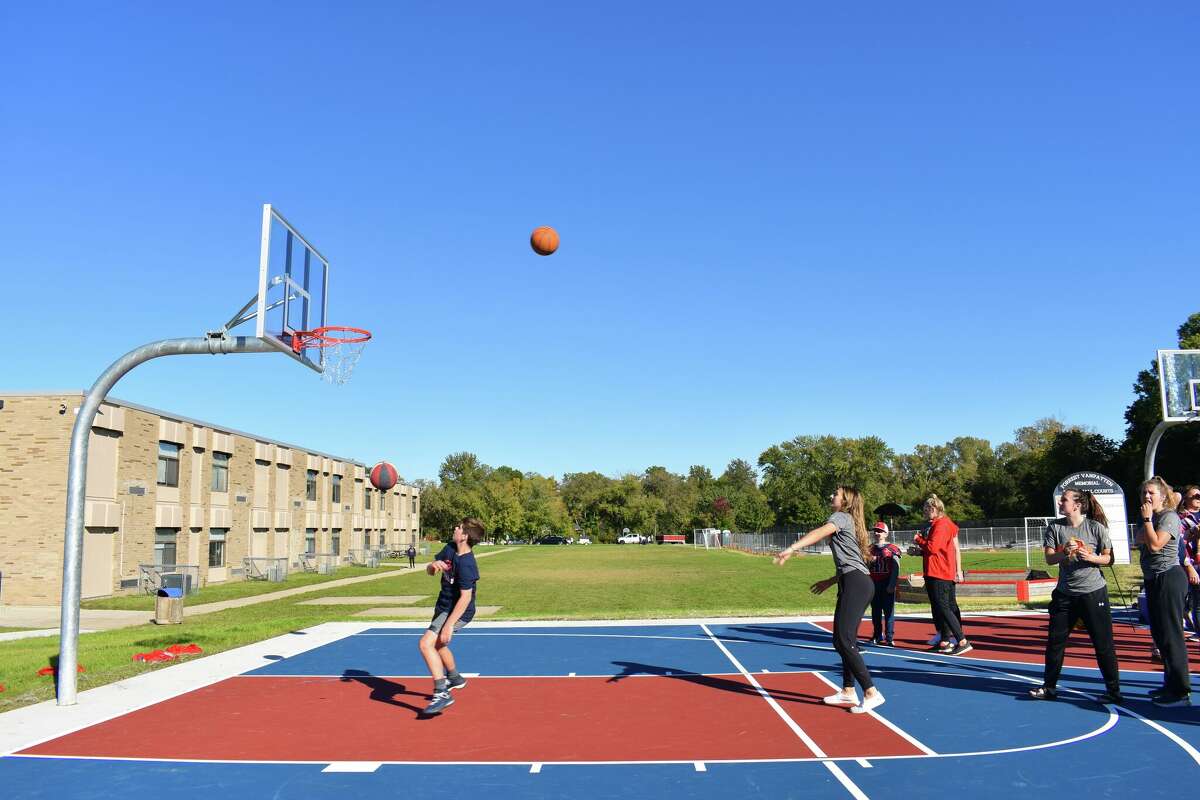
[912,495,972,655]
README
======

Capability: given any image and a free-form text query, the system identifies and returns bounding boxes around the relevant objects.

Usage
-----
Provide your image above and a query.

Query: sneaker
[935,642,954,654]
[423,691,454,715]
[446,675,468,691]
[884,639,895,647]
[1097,691,1124,704]
[823,690,858,705]
[1028,686,1057,700]
[1152,694,1191,708]
[850,692,886,714]
[950,640,974,656]
[1149,687,1169,699]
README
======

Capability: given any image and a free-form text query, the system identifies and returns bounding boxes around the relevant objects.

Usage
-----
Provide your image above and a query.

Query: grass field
[0,545,1142,713]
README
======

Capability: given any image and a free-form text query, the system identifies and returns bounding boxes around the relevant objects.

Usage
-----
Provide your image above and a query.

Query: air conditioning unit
[266,566,284,582]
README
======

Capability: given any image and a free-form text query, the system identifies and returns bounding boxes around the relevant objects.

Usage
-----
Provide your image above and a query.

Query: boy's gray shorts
[428,611,467,634]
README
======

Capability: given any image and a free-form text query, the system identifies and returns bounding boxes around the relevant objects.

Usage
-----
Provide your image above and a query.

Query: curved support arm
[57,335,276,705]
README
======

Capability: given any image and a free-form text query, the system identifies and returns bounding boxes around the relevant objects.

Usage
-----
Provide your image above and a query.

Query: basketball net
[290,326,372,386]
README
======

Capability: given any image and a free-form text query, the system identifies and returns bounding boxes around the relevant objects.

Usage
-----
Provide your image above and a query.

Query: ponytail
[1078,490,1108,527]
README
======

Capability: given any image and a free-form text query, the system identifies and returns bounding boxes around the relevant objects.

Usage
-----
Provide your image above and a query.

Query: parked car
[537,535,569,545]
[617,533,646,544]
[577,536,592,545]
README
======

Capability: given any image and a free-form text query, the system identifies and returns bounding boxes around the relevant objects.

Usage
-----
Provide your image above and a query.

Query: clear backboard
[255,204,329,373]
[1157,349,1200,422]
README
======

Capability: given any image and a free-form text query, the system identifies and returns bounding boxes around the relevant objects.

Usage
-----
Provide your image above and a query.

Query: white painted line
[762,668,771,673]
[1114,705,1200,767]
[694,761,707,772]
[699,624,868,800]
[856,759,872,768]
[462,672,480,678]
[355,632,711,642]
[530,763,542,773]
[568,672,576,677]
[809,671,938,756]
[322,761,381,773]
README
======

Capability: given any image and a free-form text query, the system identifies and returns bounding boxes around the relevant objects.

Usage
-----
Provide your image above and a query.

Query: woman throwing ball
[775,486,884,713]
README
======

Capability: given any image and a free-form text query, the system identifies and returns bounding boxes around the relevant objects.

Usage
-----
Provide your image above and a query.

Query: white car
[577,536,592,545]
[617,533,644,544]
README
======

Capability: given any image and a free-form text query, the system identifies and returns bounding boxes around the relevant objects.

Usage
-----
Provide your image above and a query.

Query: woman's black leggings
[834,570,876,691]
[1042,586,1120,693]
[1147,566,1190,696]
[925,577,965,641]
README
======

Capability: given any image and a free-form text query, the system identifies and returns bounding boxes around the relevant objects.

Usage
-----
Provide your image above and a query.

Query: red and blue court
[3,613,1198,798]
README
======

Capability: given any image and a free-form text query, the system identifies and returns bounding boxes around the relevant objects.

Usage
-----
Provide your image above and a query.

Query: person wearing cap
[868,521,902,645]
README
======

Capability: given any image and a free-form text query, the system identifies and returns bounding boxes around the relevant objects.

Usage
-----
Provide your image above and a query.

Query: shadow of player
[340,669,438,718]
[607,660,819,705]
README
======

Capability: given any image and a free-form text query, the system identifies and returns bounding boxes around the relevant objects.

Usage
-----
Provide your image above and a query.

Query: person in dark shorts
[405,543,417,568]
[868,521,902,646]
[418,517,483,715]
[1138,477,1190,707]
[1029,489,1122,703]
[776,486,885,714]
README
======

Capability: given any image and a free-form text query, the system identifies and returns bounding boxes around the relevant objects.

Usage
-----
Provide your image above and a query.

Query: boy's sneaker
[446,674,468,691]
[423,691,454,715]
[950,640,974,656]
[1152,693,1191,708]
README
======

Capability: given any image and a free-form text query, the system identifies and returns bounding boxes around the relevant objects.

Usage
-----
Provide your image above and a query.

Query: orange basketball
[530,226,559,256]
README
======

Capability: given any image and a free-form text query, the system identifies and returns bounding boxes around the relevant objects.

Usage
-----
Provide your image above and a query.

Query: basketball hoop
[290,326,372,385]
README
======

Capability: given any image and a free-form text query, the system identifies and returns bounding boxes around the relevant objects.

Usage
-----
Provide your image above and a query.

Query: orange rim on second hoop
[290,326,372,353]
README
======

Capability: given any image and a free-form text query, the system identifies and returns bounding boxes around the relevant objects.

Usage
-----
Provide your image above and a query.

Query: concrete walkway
[0,548,515,639]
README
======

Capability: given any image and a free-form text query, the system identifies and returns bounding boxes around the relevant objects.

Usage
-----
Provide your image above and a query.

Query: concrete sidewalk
[0,547,515,639]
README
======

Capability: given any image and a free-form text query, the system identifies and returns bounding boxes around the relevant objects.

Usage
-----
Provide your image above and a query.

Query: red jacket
[914,516,959,581]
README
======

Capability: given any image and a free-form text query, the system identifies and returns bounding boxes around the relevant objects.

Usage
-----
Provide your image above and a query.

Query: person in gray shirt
[1138,476,1190,706]
[1028,489,1121,703]
[775,486,884,714]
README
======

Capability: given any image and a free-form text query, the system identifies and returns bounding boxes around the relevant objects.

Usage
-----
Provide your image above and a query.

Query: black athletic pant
[1042,586,1120,693]
[925,577,964,642]
[1147,567,1190,696]
[834,570,876,691]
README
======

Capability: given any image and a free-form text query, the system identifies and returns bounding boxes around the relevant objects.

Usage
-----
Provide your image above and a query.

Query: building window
[208,529,227,567]
[155,528,178,566]
[332,529,341,556]
[157,442,181,487]
[306,470,317,501]
[378,531,386,549]
[411,497,417,514]
[364,487,372,510]
[332,474,341,504]
[305,528,316,555]
[211,452,229,492]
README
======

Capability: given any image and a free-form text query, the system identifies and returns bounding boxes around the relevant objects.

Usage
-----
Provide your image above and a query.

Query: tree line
[417,313,1200,542]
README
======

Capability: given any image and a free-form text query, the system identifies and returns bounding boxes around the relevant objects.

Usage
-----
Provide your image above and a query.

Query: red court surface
[21,672,924,763]
[815,613,1200,670]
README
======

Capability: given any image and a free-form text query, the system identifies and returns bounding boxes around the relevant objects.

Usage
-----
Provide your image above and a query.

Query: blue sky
[2,3,1197,482]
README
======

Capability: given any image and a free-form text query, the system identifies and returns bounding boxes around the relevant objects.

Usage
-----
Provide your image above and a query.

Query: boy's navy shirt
[434,544,480,623]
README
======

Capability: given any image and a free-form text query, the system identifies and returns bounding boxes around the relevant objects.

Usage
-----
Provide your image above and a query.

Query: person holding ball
[418,518,483,715]
[775,486,885,714]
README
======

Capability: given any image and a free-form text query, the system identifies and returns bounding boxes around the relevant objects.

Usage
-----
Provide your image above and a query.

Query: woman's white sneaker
[823,690,858,705]
[850,692,886,714]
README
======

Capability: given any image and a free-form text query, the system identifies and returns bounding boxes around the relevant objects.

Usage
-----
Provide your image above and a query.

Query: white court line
[699,623,868,800]
[355,632,711,642]
[694,761,706,772]
[808,671,937,756]
[1111,705,1200,767]
[322,761,381,772]
[530,763,542,773]
[856,759,872,768]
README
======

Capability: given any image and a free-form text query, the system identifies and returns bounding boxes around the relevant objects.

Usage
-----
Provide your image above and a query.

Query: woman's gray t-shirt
[1042,517,1111,595]
[827,511,869,575]
[1140,510,1182,578]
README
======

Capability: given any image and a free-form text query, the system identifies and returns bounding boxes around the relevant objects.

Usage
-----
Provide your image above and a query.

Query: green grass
[0,545,1141,713]
[81,565,403,610]
[0,627,37,634]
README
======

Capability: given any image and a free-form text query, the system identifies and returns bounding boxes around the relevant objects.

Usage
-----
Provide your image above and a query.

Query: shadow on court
[340,669,434,717]
[607,661,821,704]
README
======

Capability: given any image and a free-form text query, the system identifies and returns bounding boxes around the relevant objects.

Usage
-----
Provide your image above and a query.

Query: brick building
[0,392,420,605]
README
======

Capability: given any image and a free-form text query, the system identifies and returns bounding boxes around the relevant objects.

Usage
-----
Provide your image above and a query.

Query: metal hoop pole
[57,335,276,705]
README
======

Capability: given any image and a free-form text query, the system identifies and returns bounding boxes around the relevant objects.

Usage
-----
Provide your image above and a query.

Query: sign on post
[1052,471,1130,565]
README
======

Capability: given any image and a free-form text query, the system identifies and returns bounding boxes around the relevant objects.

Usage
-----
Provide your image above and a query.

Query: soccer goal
[1022,517,1053,570]
[693,528,724,549]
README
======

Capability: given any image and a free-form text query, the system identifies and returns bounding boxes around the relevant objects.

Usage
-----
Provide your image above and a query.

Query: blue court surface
[2,616,1197,799]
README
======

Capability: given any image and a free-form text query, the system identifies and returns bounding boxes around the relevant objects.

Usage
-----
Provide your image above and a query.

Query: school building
[0,392,421,605]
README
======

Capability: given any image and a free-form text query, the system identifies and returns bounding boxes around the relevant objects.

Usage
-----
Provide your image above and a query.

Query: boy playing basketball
[419,517,483,715]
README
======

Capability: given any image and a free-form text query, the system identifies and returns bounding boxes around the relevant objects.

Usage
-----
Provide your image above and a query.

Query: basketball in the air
[369,461,398,491]
[530,226,559,256]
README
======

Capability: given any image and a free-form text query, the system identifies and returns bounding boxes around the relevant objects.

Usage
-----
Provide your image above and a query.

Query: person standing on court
[868,521,902,646]
[911,495,972,655]
[1175,486,1200,638]
[405,542,417,569]
[1028,489,1122,703]
[775,486,886,713]
[1138,477,1190,706]
[418,518,483,715]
